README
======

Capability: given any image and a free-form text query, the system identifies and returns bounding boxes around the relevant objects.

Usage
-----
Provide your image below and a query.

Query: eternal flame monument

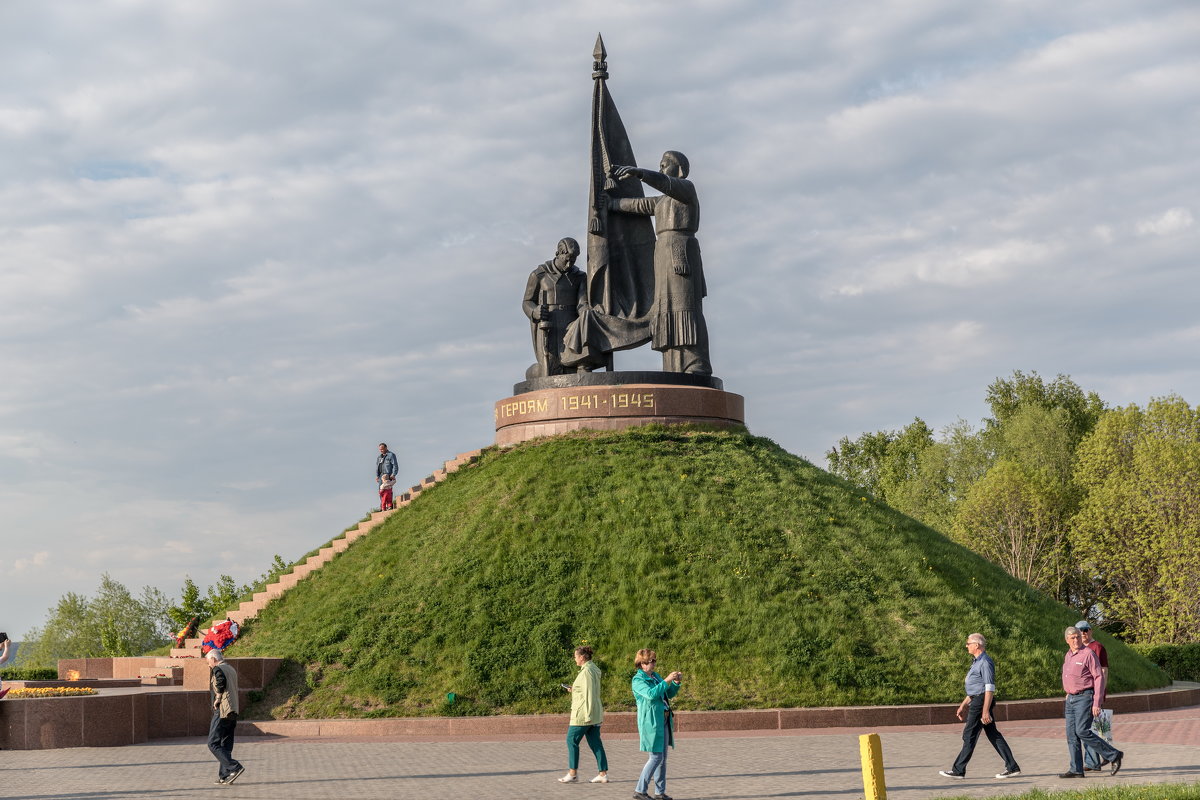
[495,36,745,445]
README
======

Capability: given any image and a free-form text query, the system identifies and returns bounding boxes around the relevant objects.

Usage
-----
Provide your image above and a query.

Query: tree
[1071,396,1200,643]
[166,577,209,630]
[953,460,1072,597]
[827,418,936,501]
[206,574,242,619]
[985,370,1105,446]
[17,575,173,667]
[826,371,1104,609]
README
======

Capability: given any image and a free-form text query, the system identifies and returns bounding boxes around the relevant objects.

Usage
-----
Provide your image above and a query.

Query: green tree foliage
[23,560,292,666]
[18,575,173,667]
[827,418,936,501]
[166,577,208,629]
[1071,396,1200,644]
[206,575,241,619]
[953,460,1071,596]
[827,372,1105,608]
[165,559,288,632]
[985,370,1105,446]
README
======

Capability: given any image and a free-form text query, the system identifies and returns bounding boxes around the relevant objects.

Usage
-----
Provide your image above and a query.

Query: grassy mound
[235,427,1167,718]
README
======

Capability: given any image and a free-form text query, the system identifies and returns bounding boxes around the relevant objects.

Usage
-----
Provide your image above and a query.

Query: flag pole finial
[593,33,608,80]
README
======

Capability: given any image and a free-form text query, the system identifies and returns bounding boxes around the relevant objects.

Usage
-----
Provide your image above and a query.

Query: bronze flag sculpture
[561,35,710,375]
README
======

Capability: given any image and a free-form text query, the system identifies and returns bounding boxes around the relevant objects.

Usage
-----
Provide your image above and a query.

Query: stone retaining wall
[3,682,1195,750]
[240,683,1200,739]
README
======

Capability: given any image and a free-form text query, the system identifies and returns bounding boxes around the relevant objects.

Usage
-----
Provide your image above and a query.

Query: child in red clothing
[379,474,396,511]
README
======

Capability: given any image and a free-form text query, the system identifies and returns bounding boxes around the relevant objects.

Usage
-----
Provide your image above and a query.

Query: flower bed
[7,687,98,698]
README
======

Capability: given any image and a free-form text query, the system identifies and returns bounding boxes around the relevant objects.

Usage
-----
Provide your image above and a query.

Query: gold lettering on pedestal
[609,392,655,410]
[498,391,659,423]
[496,397,550,419]
[560,391,656,413]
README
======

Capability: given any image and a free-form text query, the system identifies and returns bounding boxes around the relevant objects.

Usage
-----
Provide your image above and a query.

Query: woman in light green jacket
[558,645,609,784]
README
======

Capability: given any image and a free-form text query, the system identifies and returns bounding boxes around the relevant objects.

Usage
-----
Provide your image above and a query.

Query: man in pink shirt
[1060,626,1122,779]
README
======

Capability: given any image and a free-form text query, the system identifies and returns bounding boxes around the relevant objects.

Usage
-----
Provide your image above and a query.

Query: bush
[1,667,58,681]
[1131,643,1200,681]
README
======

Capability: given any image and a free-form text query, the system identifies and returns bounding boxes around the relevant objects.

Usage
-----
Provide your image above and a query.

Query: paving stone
[1,707,1196,799]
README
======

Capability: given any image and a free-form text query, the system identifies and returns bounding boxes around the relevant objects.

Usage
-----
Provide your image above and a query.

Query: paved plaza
[3,707,1197,800]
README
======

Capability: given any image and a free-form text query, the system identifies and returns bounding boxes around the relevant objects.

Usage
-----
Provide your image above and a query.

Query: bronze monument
[500,35,743,445]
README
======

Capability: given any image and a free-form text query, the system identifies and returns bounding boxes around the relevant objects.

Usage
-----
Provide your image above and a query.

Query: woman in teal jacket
[631,648,682,800]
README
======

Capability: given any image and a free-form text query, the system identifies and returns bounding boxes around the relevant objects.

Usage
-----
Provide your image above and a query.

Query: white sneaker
[558,773,578,783]
[590,774,609,783]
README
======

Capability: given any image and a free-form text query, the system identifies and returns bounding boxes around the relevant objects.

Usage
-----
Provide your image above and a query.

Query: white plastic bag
[1091,708,1114,743]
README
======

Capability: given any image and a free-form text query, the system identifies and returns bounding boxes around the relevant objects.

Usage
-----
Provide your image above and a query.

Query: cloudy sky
[2,1,1198,638]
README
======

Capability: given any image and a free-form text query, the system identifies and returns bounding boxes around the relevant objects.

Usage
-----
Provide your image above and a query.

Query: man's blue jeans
[635,748,667,795]
[1065,690,1118,774]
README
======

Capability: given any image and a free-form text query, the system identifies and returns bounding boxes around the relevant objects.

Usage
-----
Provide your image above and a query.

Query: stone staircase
[168,448,483,659]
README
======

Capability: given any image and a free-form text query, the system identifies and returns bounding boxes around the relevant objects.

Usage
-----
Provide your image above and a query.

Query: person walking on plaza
[1060,626,1122,779]
[206,649,245,785]
[558,645,609,784]
[1077,620,1111,771]
[632,648,681,800]
[938,633,1021,780]
[0,634,11,700]
[376,442,398,496]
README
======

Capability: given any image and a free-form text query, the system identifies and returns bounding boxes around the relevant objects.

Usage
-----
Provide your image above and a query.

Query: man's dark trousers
[208,712,242,780]
[952,695,1019,775]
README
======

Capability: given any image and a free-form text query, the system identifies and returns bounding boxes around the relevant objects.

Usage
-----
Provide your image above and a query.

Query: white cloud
[3,0,1200,636]
[6,551,50,575]
[1136,207,1195,237]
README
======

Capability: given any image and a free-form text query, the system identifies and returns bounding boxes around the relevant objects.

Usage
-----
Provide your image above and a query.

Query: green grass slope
[235,427,1167,718]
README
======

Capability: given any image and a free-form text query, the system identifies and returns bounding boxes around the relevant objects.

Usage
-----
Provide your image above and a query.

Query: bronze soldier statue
[522,237,588,378]
[609,151,711,375]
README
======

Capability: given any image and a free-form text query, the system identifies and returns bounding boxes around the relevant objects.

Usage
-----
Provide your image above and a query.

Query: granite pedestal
[495,372,744,446]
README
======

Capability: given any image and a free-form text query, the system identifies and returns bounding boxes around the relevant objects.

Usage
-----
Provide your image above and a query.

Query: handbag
[1090,708,1114,743]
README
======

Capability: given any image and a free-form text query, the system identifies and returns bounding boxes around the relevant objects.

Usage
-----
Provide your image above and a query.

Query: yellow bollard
[859,732,887,800]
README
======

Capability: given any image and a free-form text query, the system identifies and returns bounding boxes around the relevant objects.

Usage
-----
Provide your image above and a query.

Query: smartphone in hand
[560,683,572,690]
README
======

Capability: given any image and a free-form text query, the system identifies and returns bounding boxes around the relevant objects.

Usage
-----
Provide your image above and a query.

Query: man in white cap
[1077,620,1110,771]
[206,648,245,785]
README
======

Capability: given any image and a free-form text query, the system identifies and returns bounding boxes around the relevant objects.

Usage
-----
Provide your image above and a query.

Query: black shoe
[654,795,674,800]
[214,778,227,785]
[1059,771,1085,778]
[1085,766,1103,772]
[632,793,652,800]
[995,769,1021,779]
[224,765,245,785]
[938,770,965,779]
[1110,752,1123,776]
